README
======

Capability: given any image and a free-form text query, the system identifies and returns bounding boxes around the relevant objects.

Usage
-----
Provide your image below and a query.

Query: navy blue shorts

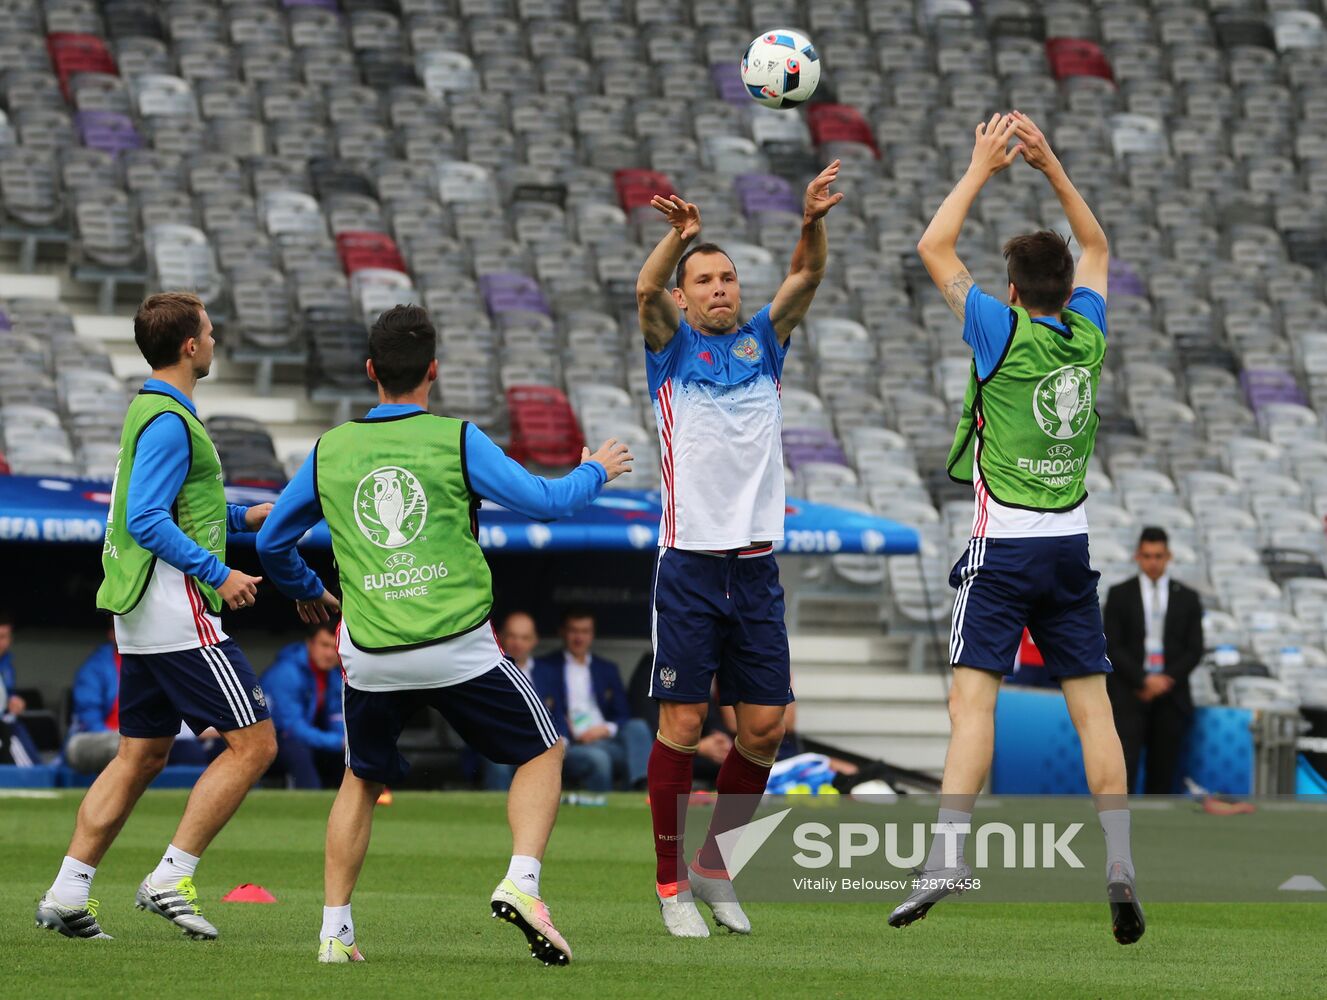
[343,660,558,785]
[948,534,1112,678]
[119,638,271,738]
[649,548,793,707]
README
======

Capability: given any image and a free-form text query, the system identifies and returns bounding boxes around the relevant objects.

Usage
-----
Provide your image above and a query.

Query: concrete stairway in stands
[789,634,950,775]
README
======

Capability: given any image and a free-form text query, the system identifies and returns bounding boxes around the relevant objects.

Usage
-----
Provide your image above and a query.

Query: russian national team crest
[732,335,762,363]
[354,466,427,549]
[658,666,677,689]
[1033,365,1092,440]
[252,685,266,709]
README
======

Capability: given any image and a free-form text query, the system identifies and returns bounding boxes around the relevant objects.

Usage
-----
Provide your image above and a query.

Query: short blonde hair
[134,292,205,369]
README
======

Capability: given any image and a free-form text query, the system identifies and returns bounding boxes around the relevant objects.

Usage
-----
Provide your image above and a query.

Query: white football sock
[321,904,355,945]
[150,843,200,889]
[925,808,972,871]
[1098,809,1135,881]
[51,856,96,908]
[506,855,542,899]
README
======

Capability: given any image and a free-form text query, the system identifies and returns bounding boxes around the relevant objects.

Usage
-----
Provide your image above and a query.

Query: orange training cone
[377,788,394,806]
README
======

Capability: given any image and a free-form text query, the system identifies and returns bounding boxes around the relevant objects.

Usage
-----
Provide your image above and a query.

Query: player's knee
[231,726,278,772]
[658,704,706,747]
[739,719,785,757]
[126,746,170,777]
[947,683,990,726]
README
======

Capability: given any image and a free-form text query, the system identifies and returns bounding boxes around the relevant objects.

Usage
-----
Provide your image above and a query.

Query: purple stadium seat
[709,62,750,106]
[1107,259,1145,298]
[1241,369,1308,411]
[74,110,143,156]
[734,173,801,216]
[480,272,550,317]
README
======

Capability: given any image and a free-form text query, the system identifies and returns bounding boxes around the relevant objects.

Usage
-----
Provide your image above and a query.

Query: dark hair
[1138,526,1169,547]
[560,607,595,627]
[306,620,338,639]
[1002,230,1074,315]
[0,609,12,628]
[134,292,205,369]
[500,610,535,631]
[369,305,437,396]
[675,242,735,288]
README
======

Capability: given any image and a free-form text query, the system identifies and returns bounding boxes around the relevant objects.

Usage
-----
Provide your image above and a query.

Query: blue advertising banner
[0,475,919,556]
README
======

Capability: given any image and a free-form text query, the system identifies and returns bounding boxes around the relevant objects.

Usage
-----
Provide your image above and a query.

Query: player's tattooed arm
[941,269,975,322]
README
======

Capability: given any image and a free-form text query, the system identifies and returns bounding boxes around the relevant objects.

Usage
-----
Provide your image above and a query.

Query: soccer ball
[740,28,821,109]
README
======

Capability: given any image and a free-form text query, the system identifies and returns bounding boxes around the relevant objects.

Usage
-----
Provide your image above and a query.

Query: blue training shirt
[643,304,790,549]
[126,378,250,589]
[963,286,1107,380]
[257,403,609,600]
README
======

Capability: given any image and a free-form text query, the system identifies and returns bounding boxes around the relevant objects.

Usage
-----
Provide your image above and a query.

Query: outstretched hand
[649,195,701,241]
[1011,110,1059,174]
[969,113,1023,179]
[803,159,845,222]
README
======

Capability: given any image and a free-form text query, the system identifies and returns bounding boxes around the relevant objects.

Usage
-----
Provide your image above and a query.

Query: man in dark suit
[532,609,653,790]
[1104,527,1204,793]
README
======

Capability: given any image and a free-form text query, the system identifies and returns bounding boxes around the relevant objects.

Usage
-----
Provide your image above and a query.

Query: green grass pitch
[5,791,1323,999]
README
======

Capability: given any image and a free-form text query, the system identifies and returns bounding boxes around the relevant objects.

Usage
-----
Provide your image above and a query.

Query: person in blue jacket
[262,622,345,789]
[64,626,224,773]
[0,610,44,766]
[532,609,652,791]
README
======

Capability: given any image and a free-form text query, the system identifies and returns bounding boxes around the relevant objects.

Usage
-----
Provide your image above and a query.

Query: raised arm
[465,425,631,521]
[917,113,1023,321]
[1012,111,1108,299]
[770,160,843,344]
[636,196,699,352]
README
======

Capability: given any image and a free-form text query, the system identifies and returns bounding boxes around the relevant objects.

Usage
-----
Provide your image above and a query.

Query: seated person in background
[480,611,627,792]
[629,652,732,786]
[66,625,221,773]
[533,609,653,791]
[0,610,50,766]
[479,611,540,790]
[261,622,345,789]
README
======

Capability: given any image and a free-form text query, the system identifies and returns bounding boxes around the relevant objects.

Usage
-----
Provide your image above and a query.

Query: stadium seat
[506,385,585,468]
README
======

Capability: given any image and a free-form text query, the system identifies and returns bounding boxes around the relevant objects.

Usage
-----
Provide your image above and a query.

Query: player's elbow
[794,267,824,288]
[255,527,275,559]
[635,282,666,306]
[125,510,157,547]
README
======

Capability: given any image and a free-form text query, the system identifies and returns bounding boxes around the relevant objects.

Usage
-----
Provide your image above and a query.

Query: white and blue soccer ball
[740,28,821,109]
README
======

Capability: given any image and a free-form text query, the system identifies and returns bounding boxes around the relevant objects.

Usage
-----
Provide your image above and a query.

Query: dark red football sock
[648,738,695,888]
[697,744,773,874]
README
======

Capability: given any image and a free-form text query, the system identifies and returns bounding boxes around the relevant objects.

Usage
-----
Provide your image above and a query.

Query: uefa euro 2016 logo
[1033,365,1092,440]
[354,466,427,549]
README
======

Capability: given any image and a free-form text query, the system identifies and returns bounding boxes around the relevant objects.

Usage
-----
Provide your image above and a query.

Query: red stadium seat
[805,104,879,157]
[47,33,118,99]
[0,450,9,475]
[506,385,586,468]
[613,169,676,213]
[1045,38,1114,84]
[335,231,408,275]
